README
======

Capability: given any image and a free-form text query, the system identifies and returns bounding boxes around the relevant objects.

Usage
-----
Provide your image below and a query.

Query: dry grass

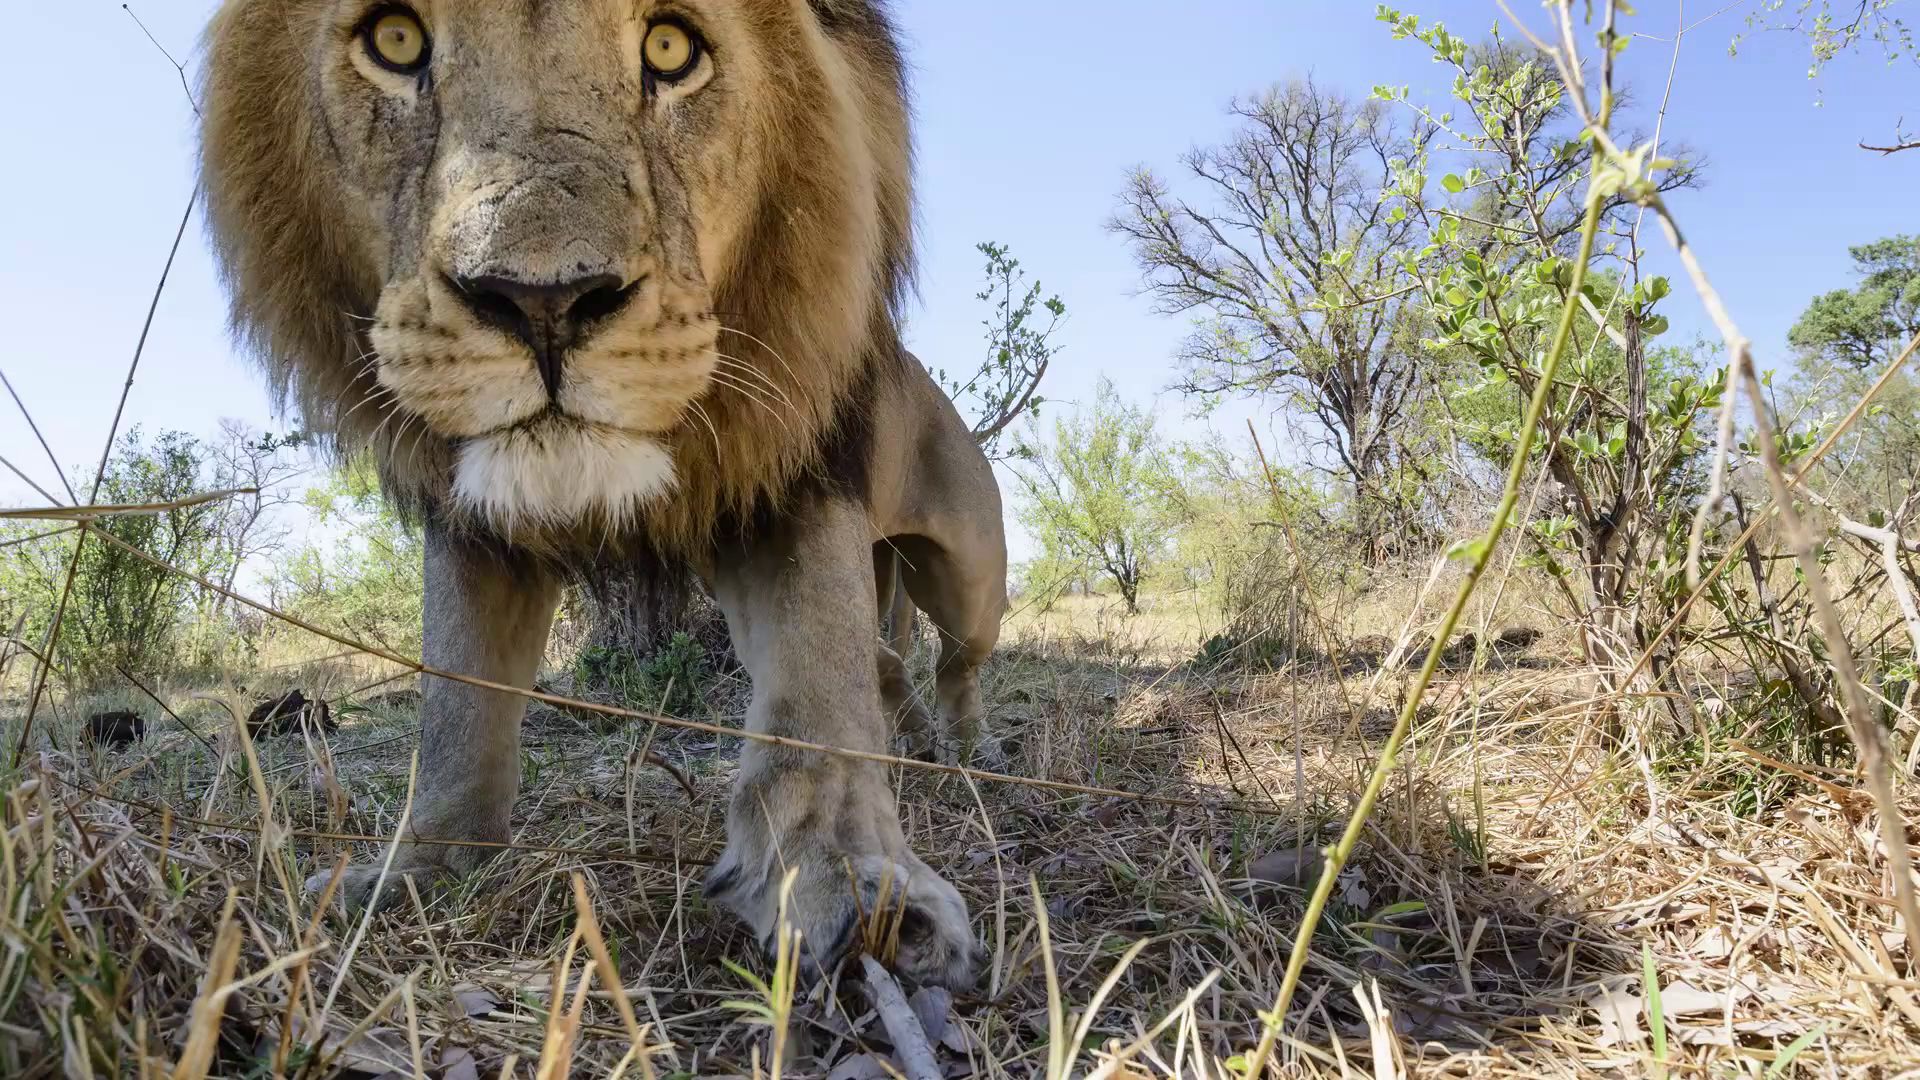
[4,594,1917,1079]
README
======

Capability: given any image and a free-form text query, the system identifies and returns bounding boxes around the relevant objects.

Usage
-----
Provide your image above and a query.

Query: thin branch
[0,453,66,508]
[1,488,257,523]
[121,4,202,117]
[12,186,199,768]
[1861,138,1920,155]
[0,525,78,550]
[1250,96,1613,1070]
[0,368,79,504]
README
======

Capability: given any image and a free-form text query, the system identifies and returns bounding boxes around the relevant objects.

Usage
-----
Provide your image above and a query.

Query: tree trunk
[578,563,736,676]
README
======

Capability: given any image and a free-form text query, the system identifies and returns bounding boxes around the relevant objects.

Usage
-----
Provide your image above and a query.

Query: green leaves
[1788,234,1920,369]
[947,241,1067,460]
[1446,536,1490,564]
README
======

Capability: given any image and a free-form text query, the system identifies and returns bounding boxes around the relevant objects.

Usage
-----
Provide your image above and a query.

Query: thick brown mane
[199,0,915,557]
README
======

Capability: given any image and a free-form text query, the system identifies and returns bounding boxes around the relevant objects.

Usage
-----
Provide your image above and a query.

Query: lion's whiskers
[708,365,797,433]
[402,416,434,479]
[709,372,793,432]
[338,385,396,430]
[716,325,805,390]
[710,353,800,414]
[366,400,408,449]
[686,399,723,461]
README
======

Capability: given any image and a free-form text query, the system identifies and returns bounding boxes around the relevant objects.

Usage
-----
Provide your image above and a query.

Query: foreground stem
[1245,168,1609,1069]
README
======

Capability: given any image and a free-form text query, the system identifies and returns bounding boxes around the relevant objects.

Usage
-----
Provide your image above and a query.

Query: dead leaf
[1674,1025,1734,1048]
[451,985,502,1018]
[826,1053,896,1080]
[1586,982,1644,1049]
[329,1027,412,1074]
[1390,999,1459,1040]
[908,986,951,1046]
[1248,848,1319,889]
[939,1020,972,1055]
[1691,926,1735,961]
[1734,1018,1809,1038]
[441,1048,481,1080]
[1658,979,1752,1018]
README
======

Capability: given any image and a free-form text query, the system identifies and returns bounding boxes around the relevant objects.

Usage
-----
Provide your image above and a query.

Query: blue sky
[2,1,1914,533]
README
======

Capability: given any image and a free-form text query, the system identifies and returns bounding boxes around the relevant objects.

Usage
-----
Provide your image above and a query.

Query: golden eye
[364,8,429,73]
[643,21,700,81]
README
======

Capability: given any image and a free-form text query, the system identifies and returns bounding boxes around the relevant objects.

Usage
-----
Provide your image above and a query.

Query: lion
[199,0,1005,989]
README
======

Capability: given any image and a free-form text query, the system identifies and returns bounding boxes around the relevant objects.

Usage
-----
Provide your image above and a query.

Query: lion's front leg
[309,520,559,909]
[705,497,981,989]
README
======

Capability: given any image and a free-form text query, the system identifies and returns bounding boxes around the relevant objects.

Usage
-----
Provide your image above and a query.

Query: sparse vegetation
[5,2,1920,1077]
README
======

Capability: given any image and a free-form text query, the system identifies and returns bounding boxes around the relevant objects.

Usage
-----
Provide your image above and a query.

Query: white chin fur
[452,425,676,533]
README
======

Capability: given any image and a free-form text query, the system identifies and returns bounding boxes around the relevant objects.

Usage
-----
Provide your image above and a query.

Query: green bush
[2,429,227,685]
[264,454,424,656]
[574,631,711,716]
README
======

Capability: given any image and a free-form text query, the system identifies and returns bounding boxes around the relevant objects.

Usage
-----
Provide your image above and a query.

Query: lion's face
[204,0,910,546]
[204,0,906,540]
[332,2,779,528]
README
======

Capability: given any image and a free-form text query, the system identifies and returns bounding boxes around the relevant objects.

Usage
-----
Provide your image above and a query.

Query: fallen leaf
[441,1048,481,1080]
[1586,982,1644,1049]
[450,985,501,1018]
[330,1027,412,1074]
[1734,1018,1808,1038]
[1691,926,1735,960]
[1658,978,1754,1018]
[826,1053,896,1080]
[908,986,952,1046]
[939,1020,972,1055]
[1247,848,1319,889]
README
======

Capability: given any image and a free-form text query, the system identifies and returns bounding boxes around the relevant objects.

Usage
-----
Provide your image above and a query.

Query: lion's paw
[304,860,449,915]
[705,847,981,991]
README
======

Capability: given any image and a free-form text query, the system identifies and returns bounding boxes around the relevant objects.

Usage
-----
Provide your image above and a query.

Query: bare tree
[206,420,307,610]
[1110,79,1444,555]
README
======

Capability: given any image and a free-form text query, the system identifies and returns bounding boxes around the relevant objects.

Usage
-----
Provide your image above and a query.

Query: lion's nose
[449,272,637,397]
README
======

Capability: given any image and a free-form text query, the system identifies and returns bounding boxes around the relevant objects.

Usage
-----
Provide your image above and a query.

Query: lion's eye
[643,21,701,82]
[364,8,430,74]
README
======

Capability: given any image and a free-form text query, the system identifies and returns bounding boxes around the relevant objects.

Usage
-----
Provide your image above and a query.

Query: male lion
[199,0,1004,989]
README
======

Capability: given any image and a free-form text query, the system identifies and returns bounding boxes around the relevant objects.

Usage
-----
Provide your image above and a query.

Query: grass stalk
[1243,135,1610,1072]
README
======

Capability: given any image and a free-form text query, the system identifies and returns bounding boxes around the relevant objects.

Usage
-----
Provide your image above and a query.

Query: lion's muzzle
[446,270,640,399]
[434,147,644,399]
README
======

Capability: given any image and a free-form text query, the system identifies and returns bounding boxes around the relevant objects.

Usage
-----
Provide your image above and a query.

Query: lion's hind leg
[892,532,1005,766]
[874,547,938,759]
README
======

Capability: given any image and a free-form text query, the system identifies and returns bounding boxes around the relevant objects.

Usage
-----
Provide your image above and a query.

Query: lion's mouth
[462,400,670,448]
[474,403,594,439]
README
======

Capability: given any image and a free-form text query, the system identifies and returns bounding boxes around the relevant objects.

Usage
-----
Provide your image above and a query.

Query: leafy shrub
[3,429,228,684]
[574,631,711,716]
[264,455,424,656]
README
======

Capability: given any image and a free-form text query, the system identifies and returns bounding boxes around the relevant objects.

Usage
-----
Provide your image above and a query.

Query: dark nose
[449,272,638,397]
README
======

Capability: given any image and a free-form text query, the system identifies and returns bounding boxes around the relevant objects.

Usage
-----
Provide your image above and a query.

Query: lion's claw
[304,861,449,915]
[706,851,981,990]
